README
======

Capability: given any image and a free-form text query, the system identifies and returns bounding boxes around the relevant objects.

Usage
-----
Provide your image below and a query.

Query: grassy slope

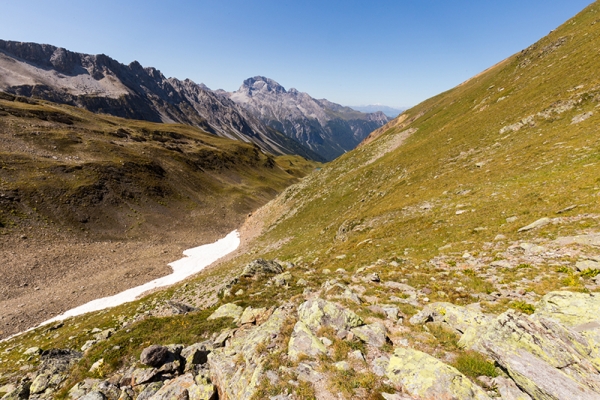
[1,2,600,394]
[0,93,316,239]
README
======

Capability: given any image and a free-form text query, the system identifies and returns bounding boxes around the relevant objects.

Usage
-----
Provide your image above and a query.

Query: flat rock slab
[386,347,490,400]
[297,299,364,333]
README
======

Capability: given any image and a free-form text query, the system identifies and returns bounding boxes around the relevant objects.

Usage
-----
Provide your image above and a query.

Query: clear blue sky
[0,0,594,108]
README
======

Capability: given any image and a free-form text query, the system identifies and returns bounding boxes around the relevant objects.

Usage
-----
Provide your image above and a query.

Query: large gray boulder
[208,307,292,399]
[288,321,327,361]
[474,310,600,399]
[297,299,364,333]
[386,347,490,400]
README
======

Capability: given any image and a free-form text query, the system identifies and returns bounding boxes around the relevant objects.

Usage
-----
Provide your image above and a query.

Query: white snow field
[41,229,240,325]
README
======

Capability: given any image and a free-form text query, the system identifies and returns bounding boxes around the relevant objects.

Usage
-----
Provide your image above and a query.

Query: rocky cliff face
[0,40,323,161]
[223,76,390,161]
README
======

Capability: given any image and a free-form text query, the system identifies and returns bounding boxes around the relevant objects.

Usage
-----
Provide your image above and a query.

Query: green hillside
[1,2,599,400]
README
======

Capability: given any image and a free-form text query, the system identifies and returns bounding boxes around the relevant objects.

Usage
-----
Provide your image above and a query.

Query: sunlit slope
[249,2,600,276]
[0,92,317,239]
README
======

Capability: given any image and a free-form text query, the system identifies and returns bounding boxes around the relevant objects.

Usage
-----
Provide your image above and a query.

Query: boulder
[181,342,212,370]
[493,376,532,400]
[272,271,292,287]
[351,322,390,348]
[297,299,363,333]
[207,303,243,322]
[517,217,551,232]
[576,260,600,272]
[241,259,283,278]
[135,382,163,400]
[1,381,30,400]
[535,291,600,327]
[148,373,195,399]
[288,321,327,361]
[208,307,291,399]
[140,345,169,368]
[409,302,490,334]
[239,307,269,325]
[474,310,600,399]
[386,347,490,400]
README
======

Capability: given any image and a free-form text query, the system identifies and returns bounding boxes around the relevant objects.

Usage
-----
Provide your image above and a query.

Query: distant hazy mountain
[221,76,391,161]
[349,104,406,118]
[0,40,322,161]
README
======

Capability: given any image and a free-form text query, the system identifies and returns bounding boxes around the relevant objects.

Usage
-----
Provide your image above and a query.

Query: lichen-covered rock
[207,303,243,322]
[297,299,363,333]
[535,291,600,327]
[208,307,292,399]
[474,310,600,399]
[241,259,283,278]
[135,382,163,400]
[409,302,490,334]
[351,322,389,348]
[272,271,292,287]
[386,347,490,400]
[148,373,195,399]
[1,381,30,400]
[239,307,270,325]
[181,342,212,371]
[322,280,362,304]
[288,321,327,361]
[493,376,532,400]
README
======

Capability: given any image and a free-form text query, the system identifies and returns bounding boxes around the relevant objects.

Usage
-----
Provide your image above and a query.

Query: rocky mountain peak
[241,76,287,95]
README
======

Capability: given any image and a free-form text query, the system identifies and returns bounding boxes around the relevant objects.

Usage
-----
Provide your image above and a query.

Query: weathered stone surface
[554,234,600,247]
[241,259,283,278]
[1,381,30,400]
[351,322,389,348]
[518,217,551,232]
[322,280,362,304]
[127,367,159,386]
[149,373,194,399]
[181,343,211,370]
[386,347,490,400]
[297,299,363,333]
[493,376,532,400]
[239,307,269,325]
[135,382,163,400]
[208,307,291,400]
[207,303,243,322]
[409,302,490,334]
[68,379,102,399]
[79,392,106,400]
[140,345,169,368]
[288,321,327,361]
[535,291,600,327]
[187,382,217,400]
[474,310,600,399]
[576,260,600,271]
[272,271,292,287]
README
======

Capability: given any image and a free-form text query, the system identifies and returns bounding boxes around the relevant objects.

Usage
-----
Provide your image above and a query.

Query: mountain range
[0,41,389,161]
[220,76,390,161]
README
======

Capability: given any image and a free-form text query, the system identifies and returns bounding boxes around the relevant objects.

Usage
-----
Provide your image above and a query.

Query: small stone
[334,361,350,371]
[518,217,551,232]
[369,273,381,282]
[89,358,104,373]
[320,337,333,347]
[494,234,507,241]
[235,289,244,296]
[297,278,308,286]
[23,347,41,356]
[322,268,331,274]
[348,350,365,362]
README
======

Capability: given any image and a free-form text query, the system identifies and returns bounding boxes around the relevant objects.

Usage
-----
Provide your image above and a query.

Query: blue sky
[0,1,593,108]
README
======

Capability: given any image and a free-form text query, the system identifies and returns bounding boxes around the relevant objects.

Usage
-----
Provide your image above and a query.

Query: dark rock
[241,259,283,278]
[140,345,169,368]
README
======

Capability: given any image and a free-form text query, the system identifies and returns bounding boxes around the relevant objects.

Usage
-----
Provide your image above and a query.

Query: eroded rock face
[474,310,600,399]
[206,303,243,322]
[240,259,283,278]
[288,321,327,361]
[386,347,490,400]
[409,302,491,334]
[297,299,364,333]
[208,307,292,400]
